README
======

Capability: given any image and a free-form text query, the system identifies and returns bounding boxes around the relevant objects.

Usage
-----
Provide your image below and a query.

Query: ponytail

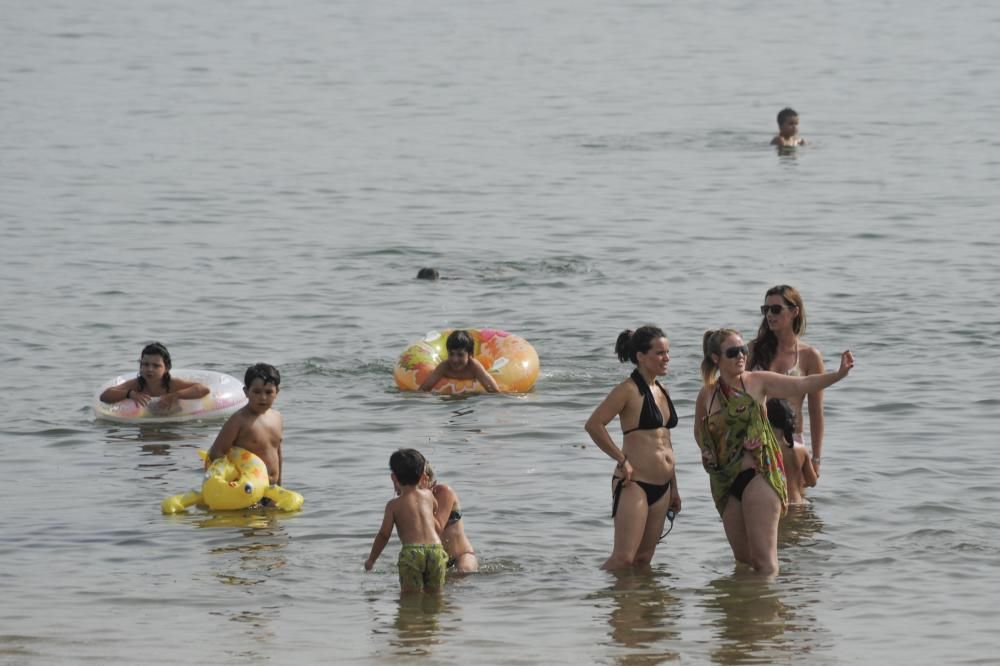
[614,325,666,364]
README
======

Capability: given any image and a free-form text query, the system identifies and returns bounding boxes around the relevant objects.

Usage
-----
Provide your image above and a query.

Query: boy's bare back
[387,488,441,545]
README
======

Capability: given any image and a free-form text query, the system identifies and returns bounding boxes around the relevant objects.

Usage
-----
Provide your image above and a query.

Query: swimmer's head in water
[615,325,667,365]
[244,363,281,389]
[776,107,800,137]
[390,448,427,486]
[417,267,440,280]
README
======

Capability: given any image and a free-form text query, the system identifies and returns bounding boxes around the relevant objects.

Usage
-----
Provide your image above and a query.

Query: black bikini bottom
[728,468,756,501]
[612,477,671,518]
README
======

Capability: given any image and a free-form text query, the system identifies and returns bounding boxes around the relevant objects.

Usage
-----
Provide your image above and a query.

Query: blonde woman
[695,328,853,576]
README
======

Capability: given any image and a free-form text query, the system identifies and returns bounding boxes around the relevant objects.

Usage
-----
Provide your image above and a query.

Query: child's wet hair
[390,448,427,486]
[137,341,172,392]
[777,107,798,126]
[244,363,281,388]
[766,398,796,447]
[446,330,475,355]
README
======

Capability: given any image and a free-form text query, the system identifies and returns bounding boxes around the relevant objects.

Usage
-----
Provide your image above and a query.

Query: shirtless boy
[418,330,499,393]
[365,449,448,593]
[771,107,806,147]
[207,363,284,485]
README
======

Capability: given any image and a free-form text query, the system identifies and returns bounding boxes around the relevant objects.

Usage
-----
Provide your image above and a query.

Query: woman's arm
[750,351,854,401]
[802,347,826,469]
[471,359,500,393]
[584,383,632,482]
[693,386,715,470]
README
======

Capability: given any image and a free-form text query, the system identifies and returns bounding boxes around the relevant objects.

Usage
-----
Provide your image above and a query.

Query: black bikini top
[623,369,678,434]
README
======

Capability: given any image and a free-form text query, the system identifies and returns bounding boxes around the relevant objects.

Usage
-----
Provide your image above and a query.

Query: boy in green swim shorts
[365,448,448,592]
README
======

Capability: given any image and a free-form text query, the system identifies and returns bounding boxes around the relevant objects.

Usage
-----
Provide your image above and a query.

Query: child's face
[244,378,279,413]
[779,115,800,138]
[447,349,470,370]
[139,354,167,384]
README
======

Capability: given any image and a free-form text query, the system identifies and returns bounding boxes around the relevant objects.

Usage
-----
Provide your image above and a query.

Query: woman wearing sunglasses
[695,328,854,576]
[748,285,826,489]
[586,326,682,570]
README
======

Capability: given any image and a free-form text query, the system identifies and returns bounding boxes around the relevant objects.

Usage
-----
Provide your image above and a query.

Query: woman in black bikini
[585,326,682,570]
[425,463,478,573]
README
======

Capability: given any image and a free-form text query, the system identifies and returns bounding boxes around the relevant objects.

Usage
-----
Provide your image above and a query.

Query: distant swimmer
[416,267,440,280]
[771,107,806,148]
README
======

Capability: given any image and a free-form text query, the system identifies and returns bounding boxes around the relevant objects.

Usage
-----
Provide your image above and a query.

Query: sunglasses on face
[723,345,749,359]
[760,304,793,316]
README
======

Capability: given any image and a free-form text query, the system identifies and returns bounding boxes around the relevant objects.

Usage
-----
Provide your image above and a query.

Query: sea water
[2,0,998,663]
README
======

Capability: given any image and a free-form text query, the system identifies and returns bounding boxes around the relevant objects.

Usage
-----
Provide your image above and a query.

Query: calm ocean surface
[2,0,998,663]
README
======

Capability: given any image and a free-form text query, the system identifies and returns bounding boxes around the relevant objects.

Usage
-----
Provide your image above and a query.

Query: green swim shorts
[397,543,448,591]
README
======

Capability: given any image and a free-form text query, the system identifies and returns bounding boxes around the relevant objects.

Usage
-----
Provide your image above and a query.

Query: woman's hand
[837,350,855,378]
[130,390,152,407]
[617,458,633,484]
[669,490,681,514]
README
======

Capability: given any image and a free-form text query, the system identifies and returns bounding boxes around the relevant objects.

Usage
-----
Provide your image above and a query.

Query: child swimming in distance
[766,398,817,504]
[771,107,806,148]
[418,330,499,393]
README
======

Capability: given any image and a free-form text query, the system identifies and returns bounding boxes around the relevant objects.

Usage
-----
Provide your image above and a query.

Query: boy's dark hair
[390,448,427,486]
[245,363,281,388]
[446,329,475,355]
[137,341,172,392]
[777,107,798,126]
[766,398,796,447]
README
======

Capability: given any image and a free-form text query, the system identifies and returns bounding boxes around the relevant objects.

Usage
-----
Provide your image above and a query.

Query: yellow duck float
[161,447,304,514]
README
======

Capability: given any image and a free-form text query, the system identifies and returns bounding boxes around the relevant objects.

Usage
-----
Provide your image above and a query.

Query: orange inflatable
[394,328,540,394]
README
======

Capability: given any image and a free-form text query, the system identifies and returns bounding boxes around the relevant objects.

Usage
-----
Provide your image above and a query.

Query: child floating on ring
[418,330,499,393]
[98,342,209,414]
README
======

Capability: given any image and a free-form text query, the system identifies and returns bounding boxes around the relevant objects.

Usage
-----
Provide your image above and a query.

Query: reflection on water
[699,569,826,666]
[391,592,452,657]
[779,502,824,550]
[700,574,789,665]
[204,518,290,656]
[588,570,681,664]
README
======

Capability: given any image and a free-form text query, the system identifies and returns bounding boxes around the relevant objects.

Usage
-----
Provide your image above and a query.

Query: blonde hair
[701,328,741,387]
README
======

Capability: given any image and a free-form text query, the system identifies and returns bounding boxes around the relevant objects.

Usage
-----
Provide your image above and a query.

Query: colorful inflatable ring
[394,328,540,394]
[161,447,305,514]
[94,369,248,423]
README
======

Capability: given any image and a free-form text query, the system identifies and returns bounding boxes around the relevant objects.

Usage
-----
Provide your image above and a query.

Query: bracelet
[812,457,821,464]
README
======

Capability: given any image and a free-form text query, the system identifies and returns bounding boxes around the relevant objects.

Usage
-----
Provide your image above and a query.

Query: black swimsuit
[622,369,678,433]
[612,370,677,517]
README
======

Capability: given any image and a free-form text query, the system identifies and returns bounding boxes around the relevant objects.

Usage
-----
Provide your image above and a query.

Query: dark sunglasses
[723,345,749,359]
[760,304,793,316]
